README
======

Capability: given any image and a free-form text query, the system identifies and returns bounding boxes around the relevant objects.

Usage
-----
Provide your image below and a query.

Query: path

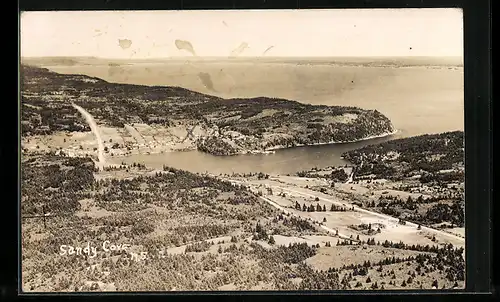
[72,103,105,170]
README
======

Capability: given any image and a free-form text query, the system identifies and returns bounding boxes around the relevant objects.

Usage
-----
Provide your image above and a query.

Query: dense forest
[297,167,349,182]
[342,131,464,180]
[21,154,96,215]
[364,195,465,227]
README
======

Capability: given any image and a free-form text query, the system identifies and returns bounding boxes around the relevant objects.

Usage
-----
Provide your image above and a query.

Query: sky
[20,9,463,59]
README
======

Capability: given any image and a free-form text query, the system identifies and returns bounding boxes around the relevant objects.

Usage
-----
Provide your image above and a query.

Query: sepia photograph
[20,9,465,292]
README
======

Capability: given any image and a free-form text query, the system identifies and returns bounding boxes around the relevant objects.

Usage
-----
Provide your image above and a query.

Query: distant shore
[264,129,399,153]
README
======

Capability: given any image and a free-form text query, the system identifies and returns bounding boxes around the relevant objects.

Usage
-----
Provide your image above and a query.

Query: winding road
[72,103,106,170]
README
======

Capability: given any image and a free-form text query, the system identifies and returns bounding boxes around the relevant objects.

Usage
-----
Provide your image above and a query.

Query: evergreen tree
[256,222,262,234]
[432,280,438,288]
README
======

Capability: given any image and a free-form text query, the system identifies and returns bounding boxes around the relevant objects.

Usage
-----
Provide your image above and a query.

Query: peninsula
[21,65,395,157]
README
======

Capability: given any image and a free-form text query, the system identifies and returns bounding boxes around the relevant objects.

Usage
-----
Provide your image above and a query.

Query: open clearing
[224,176,465,249]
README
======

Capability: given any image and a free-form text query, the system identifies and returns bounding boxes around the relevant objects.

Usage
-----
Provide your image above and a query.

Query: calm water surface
[46,60,464,174]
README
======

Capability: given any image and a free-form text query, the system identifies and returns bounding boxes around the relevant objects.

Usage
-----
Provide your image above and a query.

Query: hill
[342,131,464,179]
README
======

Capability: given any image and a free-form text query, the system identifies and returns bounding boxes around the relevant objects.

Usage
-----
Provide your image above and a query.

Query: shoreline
[263,129,399,153]
[22,129,399,162]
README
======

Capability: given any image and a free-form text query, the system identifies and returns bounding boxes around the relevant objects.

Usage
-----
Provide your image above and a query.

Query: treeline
[282,216,316,232]
[297,262,340,290]
[334,236,459,255]
[196,136,239,156]
[375,195,423,210]
[224,172,269,179]
[382,202,465,229]
[250,241,317,265]
[185,241,212,253]
[420,171,464,183]
[296,168,349,182]
[354,163,396,180]
[363,193,464,227]
[294,201,353,212]
[332,244,464,282]
[161,165,246,193]
[423,201,464,227]
[348,223,382,235]
[371,195,464,227]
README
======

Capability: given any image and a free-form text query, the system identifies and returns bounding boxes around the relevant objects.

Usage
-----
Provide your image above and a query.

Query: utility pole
[22,204,56,230]
[42,204,47,229]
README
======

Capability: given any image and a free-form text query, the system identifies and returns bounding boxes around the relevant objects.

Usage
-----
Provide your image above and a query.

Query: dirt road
[72,103,106,169]
[278,186,464,243]
[228,178,464,247]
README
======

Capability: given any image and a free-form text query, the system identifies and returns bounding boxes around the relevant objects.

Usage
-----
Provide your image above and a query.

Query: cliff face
[20,65,395,156]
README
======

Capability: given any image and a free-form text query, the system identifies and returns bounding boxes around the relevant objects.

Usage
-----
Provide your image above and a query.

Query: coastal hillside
[342,131,464,180]
[295,131,464,230]
[22,151,465,291]
[21,152,341,291]
[20,65,394,156]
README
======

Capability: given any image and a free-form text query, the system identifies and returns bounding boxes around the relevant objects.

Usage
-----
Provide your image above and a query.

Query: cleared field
[228,176,464,249]
[305,245,429,271]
